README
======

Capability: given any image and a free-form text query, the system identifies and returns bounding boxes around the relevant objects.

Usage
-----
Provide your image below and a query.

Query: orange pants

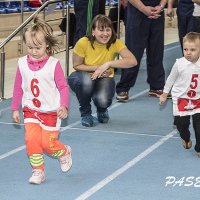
[25,123,67,171]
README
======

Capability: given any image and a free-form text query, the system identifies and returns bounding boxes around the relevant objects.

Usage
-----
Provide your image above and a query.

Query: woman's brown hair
[87,14,117,49]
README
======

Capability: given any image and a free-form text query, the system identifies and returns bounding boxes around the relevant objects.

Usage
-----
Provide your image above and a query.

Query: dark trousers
[116,2,165,93]
[193,16,200,33]
[68,72,115,116]
[108,5,127,33]
[73,0,99,45]
[174,113,200,152]
[98,0,106,15]
[176,2,194,50]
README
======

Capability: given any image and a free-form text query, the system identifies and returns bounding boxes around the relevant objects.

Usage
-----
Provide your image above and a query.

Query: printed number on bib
[187,74,198,98]
[31,78,41,108]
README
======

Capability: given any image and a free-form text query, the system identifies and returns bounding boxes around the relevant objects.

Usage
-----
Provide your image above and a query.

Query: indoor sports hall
[1,1,200,200]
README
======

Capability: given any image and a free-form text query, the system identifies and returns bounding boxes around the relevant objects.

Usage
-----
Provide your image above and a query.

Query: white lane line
[164,44,180,52]
[60,89,148,132]
[0,89,148,160]
[69,127,179,139]
[0,90,148,126]
[0,122,180,140]
[0,122,24,126]
[0,43,180,113]
[0,43,180,160]
[0,145,25,160]
[0,89,148,127]
[74,129,177,200]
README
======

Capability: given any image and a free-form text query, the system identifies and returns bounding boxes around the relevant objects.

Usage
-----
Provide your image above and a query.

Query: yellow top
[73,37,126,77]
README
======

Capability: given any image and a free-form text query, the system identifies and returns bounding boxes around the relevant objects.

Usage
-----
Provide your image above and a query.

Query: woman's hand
[91,62,111,80]
[57,106,68,119]
[92,69,112,79]
[12,110,21,123]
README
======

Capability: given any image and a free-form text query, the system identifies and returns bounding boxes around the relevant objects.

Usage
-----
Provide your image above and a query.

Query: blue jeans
[68,72,115,116]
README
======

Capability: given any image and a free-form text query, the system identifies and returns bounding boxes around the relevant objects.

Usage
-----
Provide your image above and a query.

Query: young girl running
[160,32,200,157]
[11,16,72,184]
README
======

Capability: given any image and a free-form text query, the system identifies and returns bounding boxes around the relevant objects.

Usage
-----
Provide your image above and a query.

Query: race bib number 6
[31,78,41,108]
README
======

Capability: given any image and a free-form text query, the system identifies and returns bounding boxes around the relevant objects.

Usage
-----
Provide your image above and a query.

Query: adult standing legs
[177,9,194,51]
[73,0,99,45]
[146,13,165,91]
[116,4,147,96]
[116,2,166,101]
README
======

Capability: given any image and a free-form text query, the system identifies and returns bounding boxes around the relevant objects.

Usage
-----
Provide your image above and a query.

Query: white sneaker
[29,169,45,184]
[58,145,72,172]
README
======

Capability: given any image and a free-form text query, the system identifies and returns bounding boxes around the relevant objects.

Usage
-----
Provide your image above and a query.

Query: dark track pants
[175,113,200,152]
[73,0,99,45]
[116,1,165,93]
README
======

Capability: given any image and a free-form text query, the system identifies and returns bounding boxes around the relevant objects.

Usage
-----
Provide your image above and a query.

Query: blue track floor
[1,42,200,200]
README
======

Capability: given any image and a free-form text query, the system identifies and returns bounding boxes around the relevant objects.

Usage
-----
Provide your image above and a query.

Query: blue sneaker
[81,115,94,127]
[97,110,109,123]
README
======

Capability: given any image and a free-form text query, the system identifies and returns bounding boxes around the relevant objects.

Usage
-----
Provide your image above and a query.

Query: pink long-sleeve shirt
[11,55,69,111]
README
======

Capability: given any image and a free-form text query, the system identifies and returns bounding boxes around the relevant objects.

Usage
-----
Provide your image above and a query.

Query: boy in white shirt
[160,32,200,157]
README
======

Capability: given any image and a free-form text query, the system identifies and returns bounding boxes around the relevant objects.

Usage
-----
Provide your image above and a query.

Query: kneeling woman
[68,14,137,127]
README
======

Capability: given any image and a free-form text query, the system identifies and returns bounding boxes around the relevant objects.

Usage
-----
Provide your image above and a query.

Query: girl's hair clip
[31,21,37,28]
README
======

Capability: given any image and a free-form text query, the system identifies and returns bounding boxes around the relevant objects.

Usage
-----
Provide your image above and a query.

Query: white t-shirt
[164,57,200,116]
[193,3,200,17]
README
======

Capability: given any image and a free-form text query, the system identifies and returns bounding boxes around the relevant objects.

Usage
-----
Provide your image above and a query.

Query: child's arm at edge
[11,67,23,123]
[54,61,69,119]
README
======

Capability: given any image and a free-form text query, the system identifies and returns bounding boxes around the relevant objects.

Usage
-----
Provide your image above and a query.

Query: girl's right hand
[12,110,21,123]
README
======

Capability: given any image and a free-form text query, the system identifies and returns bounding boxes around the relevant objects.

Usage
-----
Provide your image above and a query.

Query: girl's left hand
[57,106,68,119]
[91,63,110,80]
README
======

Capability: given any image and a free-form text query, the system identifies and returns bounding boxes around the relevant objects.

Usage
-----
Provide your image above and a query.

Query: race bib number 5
[187,74,198,98]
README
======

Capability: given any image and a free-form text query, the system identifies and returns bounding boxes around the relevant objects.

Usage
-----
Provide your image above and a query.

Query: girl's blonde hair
[183,32,200,44]
[87,14,117,49]
[23,16,59,55]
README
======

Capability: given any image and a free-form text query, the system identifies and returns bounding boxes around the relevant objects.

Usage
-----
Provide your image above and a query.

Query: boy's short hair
[183,32,200,44]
